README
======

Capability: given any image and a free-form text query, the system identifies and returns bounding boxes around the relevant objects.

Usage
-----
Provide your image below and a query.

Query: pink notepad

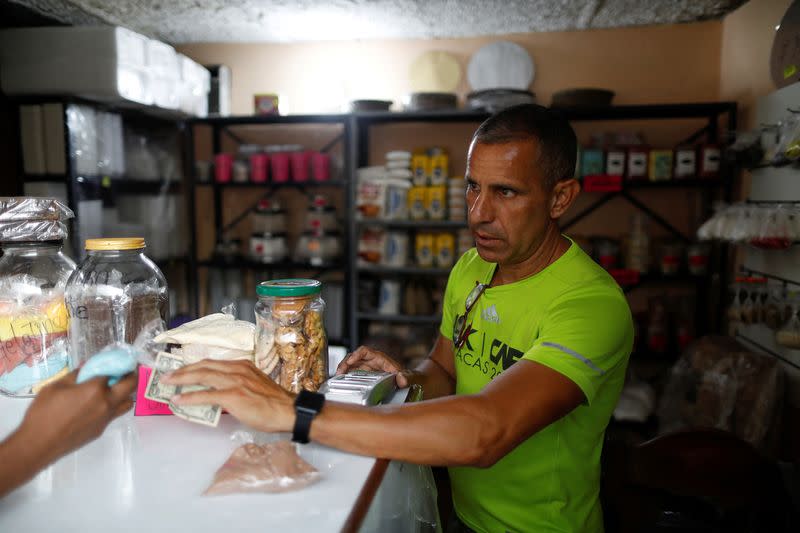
[134,366,173,416]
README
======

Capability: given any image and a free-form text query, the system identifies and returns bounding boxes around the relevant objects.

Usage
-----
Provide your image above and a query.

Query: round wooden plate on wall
[771,0,800,89]
[409,51,462,93]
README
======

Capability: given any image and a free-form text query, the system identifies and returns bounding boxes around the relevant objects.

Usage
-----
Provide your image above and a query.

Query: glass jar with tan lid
[65,237,167,367]
[254,279,327,393]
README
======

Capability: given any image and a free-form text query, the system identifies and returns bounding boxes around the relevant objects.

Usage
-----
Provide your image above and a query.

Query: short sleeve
[523,286,633,405]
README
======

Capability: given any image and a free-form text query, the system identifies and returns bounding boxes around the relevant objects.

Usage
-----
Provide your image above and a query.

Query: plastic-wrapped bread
[155,313,255,352]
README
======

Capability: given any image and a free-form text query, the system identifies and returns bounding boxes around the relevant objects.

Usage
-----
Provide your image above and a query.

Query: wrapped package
[172,344,254,364]
[658,336,784,450]
[204,441,320,496]
[155,313,255,352]
[0,197,74,242]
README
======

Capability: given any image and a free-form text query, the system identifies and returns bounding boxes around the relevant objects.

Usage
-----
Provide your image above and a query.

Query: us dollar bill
[144,351,221,427]
[144,351,185,404]
[169,384,222,428]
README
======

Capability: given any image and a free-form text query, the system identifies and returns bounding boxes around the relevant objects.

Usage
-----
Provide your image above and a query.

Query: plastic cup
[270,153,290,183]
[214,153,233,183]
[311,152,331,182]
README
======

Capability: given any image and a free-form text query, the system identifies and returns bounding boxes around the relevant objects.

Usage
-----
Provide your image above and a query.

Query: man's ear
[550,179,581,219]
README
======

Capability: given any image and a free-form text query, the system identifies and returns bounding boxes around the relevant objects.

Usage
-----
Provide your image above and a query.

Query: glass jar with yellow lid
[65,237,167,367]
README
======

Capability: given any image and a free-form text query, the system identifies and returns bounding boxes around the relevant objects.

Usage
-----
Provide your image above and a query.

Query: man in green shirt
[167,104,634,532]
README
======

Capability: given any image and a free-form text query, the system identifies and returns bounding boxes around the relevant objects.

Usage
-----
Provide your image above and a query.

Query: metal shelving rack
[347,103,738,349]
[185,114,353,345]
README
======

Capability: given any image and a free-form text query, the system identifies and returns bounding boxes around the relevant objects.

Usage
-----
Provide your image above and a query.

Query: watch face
[296,390,325,413]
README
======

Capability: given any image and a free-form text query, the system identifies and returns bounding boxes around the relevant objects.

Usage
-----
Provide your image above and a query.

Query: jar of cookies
[254,279,327,393]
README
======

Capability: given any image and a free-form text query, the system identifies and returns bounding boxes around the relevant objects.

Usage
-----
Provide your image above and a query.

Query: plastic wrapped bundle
[0,197,74,243]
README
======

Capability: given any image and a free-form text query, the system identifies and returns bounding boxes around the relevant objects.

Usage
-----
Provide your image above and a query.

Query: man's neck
[491,225,569,286]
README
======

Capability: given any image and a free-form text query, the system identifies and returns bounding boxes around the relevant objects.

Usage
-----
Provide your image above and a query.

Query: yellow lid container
[85,237,146,251]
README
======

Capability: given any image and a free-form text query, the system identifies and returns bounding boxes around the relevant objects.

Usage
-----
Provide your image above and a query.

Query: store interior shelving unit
[348,103,737,352]
[185,114,352,346]
[12,96,193,319]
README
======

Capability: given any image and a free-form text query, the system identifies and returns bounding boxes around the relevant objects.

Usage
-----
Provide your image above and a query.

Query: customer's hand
[336,346,410,388]
[164,359,295,433]
[18,370,136,465]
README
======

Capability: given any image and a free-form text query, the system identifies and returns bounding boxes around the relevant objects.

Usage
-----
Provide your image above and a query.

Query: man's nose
[469,190,494,224]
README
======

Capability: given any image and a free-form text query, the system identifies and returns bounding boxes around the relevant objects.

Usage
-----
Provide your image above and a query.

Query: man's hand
[336,346,410,388]
[163,359,295,433]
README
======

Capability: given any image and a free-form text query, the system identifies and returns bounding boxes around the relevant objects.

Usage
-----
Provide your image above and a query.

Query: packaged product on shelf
[434,233,456,268]
[425,185,447,220]
[626,147,648,180]
[699,145,721,177]
[290,151,311,182]
[386,150,412,164]
[658,242,683,275]
[776,292,800,348]
[430,153,449,185]
[378,280,401,315]
[592,237,619,270]
[580,149,604,178]
[686,243,710,275]
[605,148,625,177]
[411,154,430,186]
[250,233,288,263]
[214,153,233,183]
[65,238,168,367]
[310,151,331,182]
[294,231,341,266]
[674,146,696,178]
[252,199,287,234]
[356,172,386,218]
[625,213,650,274]
[448,177,466,221]
[648,150,673,181]
[415,233,435,267]
[383,179,412,220]
[254,279,327,393]
[456,229,474,256]
[383,231,409,267]
[250,153,269,183]
[304,195,338,232]
[0,197,76,397]
[357,227,385,265]
[408,186,427,220]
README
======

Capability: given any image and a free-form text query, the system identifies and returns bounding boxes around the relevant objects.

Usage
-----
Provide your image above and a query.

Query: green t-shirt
[440,239,633,533]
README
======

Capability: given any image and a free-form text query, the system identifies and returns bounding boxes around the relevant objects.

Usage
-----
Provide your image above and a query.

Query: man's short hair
[471,104,577,190]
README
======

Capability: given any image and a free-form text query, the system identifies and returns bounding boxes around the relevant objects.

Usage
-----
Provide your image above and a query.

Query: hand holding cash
[145,352,222,427]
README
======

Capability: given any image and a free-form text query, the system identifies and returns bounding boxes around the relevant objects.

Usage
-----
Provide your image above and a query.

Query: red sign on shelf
[583,175,623,192]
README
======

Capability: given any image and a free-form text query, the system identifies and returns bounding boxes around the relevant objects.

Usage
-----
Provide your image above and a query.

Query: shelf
[72,175,182,195]
[197,258,344,271]
[22,173,68,183]
[356,219,467,230]
[189,114,349,126]
[197,180,346,189]
[554,102,736,121]
[626,178,727,189]
[358,265,453,276]
[615,270,711,292]
[354,110,491,124]
[357,312,442,325]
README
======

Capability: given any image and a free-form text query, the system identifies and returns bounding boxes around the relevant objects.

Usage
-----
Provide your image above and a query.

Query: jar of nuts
[254,279,327,393]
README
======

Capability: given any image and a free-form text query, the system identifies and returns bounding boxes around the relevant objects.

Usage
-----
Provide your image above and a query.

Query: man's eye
[466,182,478,192]
[500,188,516,197]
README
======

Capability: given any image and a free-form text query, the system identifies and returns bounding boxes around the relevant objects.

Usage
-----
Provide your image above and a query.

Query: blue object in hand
[76,346,138,386]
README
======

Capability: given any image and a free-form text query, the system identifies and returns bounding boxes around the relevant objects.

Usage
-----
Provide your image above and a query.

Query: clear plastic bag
[751,204,793,250]
[204,432,321,496]
[0,197,74,242]
[658,336,784,451]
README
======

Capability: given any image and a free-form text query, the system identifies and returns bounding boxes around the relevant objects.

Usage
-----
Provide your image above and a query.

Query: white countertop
[0,389,408,533]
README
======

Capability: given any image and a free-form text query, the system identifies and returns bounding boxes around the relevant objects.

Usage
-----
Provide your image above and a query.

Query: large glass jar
[65,238,167,367]
[254,279,327,393]
[0,241,76,397]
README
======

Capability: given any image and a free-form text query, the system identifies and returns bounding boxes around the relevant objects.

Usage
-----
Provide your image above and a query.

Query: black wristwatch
[292,390,325,444]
